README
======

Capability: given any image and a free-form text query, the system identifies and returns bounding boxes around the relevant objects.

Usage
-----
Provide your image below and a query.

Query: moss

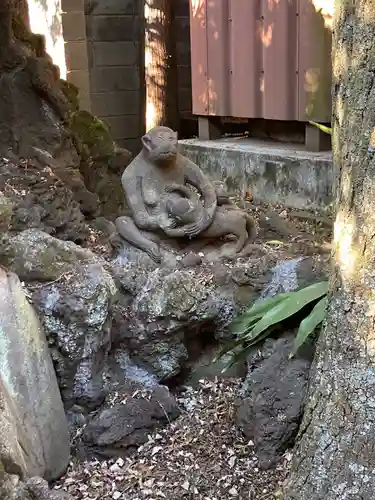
[70,110,116,160]
[12,14,45,57]
[60,80,80,111]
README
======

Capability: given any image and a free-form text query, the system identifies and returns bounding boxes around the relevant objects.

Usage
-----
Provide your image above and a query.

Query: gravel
[55,379,291,500]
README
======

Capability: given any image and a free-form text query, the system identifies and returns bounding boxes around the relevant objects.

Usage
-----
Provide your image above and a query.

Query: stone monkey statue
[115,126,256,262]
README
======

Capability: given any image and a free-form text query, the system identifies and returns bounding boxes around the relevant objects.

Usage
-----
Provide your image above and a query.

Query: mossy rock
[0,230,100,282]
[70,110,116,160]
[60,80,80,111]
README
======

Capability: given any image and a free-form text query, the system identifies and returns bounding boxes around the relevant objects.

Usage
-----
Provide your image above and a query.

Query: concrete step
[179,137,332,212]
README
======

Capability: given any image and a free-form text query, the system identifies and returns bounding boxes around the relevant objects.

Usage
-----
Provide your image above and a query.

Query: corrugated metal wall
[189,0,332,122]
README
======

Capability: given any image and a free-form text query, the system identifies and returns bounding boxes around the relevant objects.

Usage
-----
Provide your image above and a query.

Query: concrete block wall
[58,0,194,151]
[62,0,92,111]
[85,0,145,154]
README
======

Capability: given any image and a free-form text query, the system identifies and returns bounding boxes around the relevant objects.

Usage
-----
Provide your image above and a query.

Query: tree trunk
[145,0,179,131]
[283,1,375,498]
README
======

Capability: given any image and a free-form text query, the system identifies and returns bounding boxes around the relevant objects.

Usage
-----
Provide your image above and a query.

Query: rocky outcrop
[236,333,314,469]
[109,243,265,381]
[0,158,89,242]
[0,6,131,237]
[0,229,100,281]
[0,269,69,481]
[71,111,131,220]
[0,229,116,412]
[32,262,117,410]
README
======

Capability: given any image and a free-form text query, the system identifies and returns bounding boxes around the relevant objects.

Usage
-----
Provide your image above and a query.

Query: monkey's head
[142,126,178,166]
[166,198,196,223]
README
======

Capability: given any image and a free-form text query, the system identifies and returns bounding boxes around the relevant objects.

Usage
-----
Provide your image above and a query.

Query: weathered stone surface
[0,269,69,481]
[0,192,13,231]
[114,126,256,264]
[0,229,99,281]
[179,138,333,212]
[0,53,101,225]
[82,383,179,458]
[1,475,73,500]
[236,333,314,469]
[0,157,89,242]
[111,253,247,380]
[32,263,117,409]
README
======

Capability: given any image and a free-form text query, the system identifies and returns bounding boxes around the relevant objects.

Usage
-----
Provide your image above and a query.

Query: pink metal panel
[229,0,262,118]
[189,0,208,115]
[205,0,230,115]
[189,0,332,121]
[261,0,298,120]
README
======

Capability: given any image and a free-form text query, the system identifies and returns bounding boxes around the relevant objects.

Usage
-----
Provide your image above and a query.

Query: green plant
[309,120,332,135]
[219,281,328,371]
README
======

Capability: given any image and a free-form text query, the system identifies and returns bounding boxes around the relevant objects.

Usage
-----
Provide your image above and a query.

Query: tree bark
[284,1,375,499]
[145,0,179,131]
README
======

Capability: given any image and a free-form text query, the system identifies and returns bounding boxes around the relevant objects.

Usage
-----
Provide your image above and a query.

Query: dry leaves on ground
[56,379,291,500]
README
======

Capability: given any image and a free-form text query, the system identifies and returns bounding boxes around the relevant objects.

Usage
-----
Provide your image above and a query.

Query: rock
[0,229,99,281]
[260,255,328,299]
[91,217,116,237]
[82,383,179,458]
[295,255,328,288]
[108,242,283,382]
[112,265,228,380]
[258,211,300,239]
[71,111,132,219]
[0,269,69,481]
[0,472,20,500]
[181,251,202,267]
[0,157,89,242]
[0,57,98,237]
[30,146,100,219]
[0,192,13,231]
[1,474,73,500]
[236,333,314,469]
[32,263,117,409]
[25,477,73,499]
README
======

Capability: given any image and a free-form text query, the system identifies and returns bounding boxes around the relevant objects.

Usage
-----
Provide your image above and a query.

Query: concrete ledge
[179,138,333,212]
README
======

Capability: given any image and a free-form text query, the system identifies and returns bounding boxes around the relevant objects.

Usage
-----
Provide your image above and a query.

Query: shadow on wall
[190,0,333,122]
[28,0,66,78]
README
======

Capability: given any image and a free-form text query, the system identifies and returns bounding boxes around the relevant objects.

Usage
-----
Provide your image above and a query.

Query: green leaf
[309,120,332,135]
[220,326,280,372]
[290,296,327,357]
[243,281,328,343]
[220,344,254,373]
[231,292,293,335]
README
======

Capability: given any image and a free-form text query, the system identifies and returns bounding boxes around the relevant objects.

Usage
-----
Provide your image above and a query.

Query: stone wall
[85,0,145,154]
[62,0,92,112]
[32,0,194,152]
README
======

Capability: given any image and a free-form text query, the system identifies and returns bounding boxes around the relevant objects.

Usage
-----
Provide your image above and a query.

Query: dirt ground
[56,380,291,500]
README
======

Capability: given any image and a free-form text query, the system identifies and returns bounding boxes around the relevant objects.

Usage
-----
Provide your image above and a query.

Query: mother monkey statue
[114,126,218,262]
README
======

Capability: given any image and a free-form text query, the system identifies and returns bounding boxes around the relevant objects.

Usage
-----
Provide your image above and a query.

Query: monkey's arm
[122,174,159,230]
[182,156,217,233]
